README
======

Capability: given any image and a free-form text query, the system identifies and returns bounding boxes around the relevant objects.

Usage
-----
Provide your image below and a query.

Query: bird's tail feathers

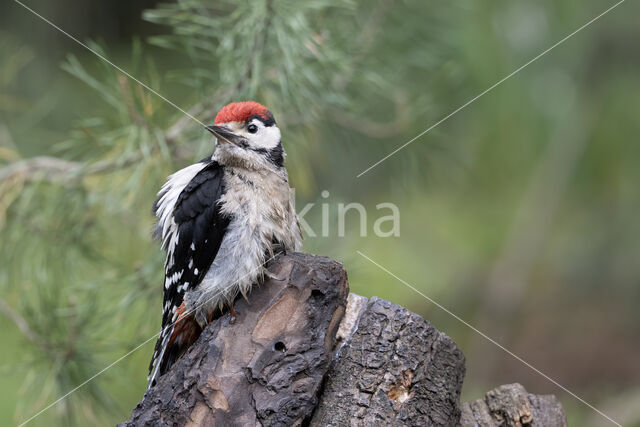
[147,303,203,389]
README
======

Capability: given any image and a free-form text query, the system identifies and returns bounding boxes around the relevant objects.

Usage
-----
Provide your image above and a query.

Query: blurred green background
[1,0,639,425]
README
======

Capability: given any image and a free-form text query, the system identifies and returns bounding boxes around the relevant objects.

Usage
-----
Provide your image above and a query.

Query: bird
[147,101,302,388]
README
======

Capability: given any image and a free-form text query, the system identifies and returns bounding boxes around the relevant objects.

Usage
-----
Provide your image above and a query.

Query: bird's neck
[213,148,283,175]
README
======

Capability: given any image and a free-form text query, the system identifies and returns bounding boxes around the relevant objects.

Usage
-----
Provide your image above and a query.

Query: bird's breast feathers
[184,166,301,325]
[220,166,301,250]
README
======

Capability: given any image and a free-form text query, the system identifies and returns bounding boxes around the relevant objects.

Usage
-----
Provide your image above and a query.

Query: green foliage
[1,0,640,425]
[145,0,353,107]
[4,1,452,423]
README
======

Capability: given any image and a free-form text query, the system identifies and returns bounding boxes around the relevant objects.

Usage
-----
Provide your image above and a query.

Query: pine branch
[332,0,395,91]
[0,155,141,184]
[0,156,82,183]
[0,297,49,353]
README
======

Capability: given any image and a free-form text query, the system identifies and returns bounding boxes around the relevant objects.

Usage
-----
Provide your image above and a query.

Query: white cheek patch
[252,124,281,150]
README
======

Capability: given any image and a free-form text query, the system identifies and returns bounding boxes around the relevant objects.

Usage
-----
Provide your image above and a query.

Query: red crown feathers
[214,101,272,125]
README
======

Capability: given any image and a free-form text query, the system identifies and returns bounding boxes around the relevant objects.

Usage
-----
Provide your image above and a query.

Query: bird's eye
[247,124,258,134]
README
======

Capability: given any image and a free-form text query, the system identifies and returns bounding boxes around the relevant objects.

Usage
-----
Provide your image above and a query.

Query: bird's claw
[264,269,286,281]
[229,305,237,324]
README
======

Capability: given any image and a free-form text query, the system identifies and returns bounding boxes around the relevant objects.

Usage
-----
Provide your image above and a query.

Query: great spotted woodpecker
[147,101,302,387]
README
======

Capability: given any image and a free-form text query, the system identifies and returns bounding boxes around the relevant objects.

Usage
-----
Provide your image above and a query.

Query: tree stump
[310,294,465,426]
[459,383,567,427]
[121,253,567,426]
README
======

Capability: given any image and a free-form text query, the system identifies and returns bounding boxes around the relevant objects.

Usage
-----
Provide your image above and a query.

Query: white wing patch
[156,162,208,252]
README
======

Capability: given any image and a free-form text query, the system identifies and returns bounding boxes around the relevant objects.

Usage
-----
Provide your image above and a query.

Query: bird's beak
[206,125,245,147]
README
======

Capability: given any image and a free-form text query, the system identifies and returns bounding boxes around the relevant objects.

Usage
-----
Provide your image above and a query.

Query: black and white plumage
[148,102,302,387]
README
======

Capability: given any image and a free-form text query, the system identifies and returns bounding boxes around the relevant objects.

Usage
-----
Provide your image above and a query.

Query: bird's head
[207,101,284,170]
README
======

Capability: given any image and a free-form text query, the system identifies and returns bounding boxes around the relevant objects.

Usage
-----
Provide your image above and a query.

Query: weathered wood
[120,253,349,426]
[310,294,466,426]
[121,252,567,426]
[459,383,567,427]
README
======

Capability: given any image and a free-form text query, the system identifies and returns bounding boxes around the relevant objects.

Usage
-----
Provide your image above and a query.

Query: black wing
[148,160,230,385]
[162,161,229,324]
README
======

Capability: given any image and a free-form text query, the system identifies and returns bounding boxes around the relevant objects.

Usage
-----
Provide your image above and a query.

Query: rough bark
[121,252,567,426]
[310,294,465,426]
[459,383,567,426]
